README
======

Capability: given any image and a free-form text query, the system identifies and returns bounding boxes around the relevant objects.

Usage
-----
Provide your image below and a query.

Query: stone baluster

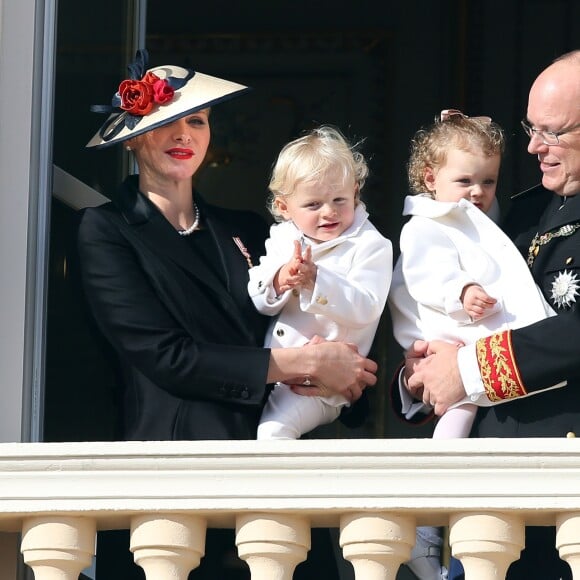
[236,513,310,580]
[557,512,580,578]
[450,512,524,579]
[130,514,206,579]
[339,513,415,580]
[21,516,96,580]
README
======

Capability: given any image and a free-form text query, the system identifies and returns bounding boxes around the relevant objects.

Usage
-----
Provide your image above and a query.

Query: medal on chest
[551,270,579,309]
[527,223,580,267]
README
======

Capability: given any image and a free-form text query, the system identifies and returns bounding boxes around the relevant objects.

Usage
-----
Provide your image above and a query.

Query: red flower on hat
[152,78,174,104]
[118,71,175,116]
[90,50,195,141]
[118,79,154,115]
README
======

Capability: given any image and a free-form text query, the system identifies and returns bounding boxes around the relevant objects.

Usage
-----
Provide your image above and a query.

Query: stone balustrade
[1,438,580,579]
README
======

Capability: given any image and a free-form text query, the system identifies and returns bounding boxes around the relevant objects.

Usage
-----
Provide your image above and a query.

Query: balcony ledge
[0,437,578,531]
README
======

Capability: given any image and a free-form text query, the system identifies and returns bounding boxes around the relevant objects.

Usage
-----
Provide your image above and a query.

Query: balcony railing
[1,438,579,580]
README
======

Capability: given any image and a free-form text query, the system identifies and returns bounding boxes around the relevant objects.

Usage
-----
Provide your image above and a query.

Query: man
[398,49,580,579]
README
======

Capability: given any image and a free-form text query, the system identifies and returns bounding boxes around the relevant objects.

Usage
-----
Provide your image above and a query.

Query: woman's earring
[126,145,132,152]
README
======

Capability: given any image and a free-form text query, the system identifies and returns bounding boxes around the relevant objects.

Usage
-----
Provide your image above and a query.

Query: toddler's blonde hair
[268,125,368,221]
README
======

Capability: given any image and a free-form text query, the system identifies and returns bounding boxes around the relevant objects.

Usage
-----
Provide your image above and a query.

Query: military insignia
[476,331,527,402]
[550,270,579,309]
[232,236,254,268]
[527,223,580,267]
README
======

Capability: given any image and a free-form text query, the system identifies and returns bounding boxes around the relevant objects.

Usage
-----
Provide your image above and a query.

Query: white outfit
[249,204,392,439]
[388,195,555,438]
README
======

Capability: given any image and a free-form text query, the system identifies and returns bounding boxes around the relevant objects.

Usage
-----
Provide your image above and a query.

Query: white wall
[0,0,57,447]
[0,0,37,442]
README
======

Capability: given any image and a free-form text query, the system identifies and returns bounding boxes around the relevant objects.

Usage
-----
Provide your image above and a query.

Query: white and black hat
[86,49,250,148]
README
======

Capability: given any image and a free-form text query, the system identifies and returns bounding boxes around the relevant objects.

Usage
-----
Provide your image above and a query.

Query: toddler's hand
[461,284,497,320]
[294,244,316,290]
[274,240,317,294]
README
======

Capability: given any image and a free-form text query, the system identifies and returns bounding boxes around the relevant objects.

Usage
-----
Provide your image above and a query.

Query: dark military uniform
[474,185,580,437]
[456,185,580,580]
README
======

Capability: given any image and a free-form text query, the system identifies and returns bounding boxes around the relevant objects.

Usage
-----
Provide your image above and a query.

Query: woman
[78,49,377,578]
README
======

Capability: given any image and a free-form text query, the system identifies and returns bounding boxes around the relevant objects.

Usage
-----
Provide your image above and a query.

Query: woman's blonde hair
[407,113,505,194]
[268,125,369,221]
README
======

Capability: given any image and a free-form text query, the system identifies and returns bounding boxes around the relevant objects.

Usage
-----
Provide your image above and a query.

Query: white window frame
[0,0,56,443]
[0,0,146,445]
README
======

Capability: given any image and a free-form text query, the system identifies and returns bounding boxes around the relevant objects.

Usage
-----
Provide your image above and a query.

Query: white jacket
[389,195,554,352]
[249,204,393,360]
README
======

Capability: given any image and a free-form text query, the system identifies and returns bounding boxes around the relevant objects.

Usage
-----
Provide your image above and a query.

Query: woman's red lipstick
[166,148,194,159]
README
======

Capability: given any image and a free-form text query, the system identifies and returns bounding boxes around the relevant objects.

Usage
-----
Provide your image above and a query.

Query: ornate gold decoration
[476,331,527,402]
[527,223,580,267]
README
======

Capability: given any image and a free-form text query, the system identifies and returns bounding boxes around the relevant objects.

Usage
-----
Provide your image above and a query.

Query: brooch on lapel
[551,270,579,309]
[233,237,254,268]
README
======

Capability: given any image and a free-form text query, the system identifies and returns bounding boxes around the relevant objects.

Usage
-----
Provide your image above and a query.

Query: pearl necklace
[178,203,200,236]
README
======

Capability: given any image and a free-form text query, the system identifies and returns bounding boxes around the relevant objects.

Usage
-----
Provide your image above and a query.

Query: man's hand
[407,340,466,415]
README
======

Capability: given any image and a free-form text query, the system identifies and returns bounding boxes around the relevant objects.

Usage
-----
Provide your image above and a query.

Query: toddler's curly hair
[407,114,505,194]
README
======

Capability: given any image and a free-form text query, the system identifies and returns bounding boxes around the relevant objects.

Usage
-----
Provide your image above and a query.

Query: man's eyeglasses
[520,119,580,146]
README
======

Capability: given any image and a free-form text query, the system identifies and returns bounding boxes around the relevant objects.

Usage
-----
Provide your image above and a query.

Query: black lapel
[113,177,258,340]
[536,193,564,232]
[540,192,580,232]
[506,184,579,238]
[202,203,251,304]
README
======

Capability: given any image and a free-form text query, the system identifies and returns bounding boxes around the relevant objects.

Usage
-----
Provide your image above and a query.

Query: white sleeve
[397,367,433,419]
[400,218,477,324]
[457,343,486,401]
[247,224,293,315]
[300,234,393,328]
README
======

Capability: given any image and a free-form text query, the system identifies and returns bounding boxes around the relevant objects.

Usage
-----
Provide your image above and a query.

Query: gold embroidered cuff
[476,330,527,402]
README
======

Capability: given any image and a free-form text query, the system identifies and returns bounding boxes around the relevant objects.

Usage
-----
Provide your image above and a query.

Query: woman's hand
[290,340,377,403]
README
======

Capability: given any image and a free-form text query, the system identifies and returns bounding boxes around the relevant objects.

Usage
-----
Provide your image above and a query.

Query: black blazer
[474,186,580,437]
[77,176,272,441]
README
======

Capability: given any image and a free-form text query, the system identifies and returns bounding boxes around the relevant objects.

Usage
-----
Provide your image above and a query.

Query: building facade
[0,2,579,578]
